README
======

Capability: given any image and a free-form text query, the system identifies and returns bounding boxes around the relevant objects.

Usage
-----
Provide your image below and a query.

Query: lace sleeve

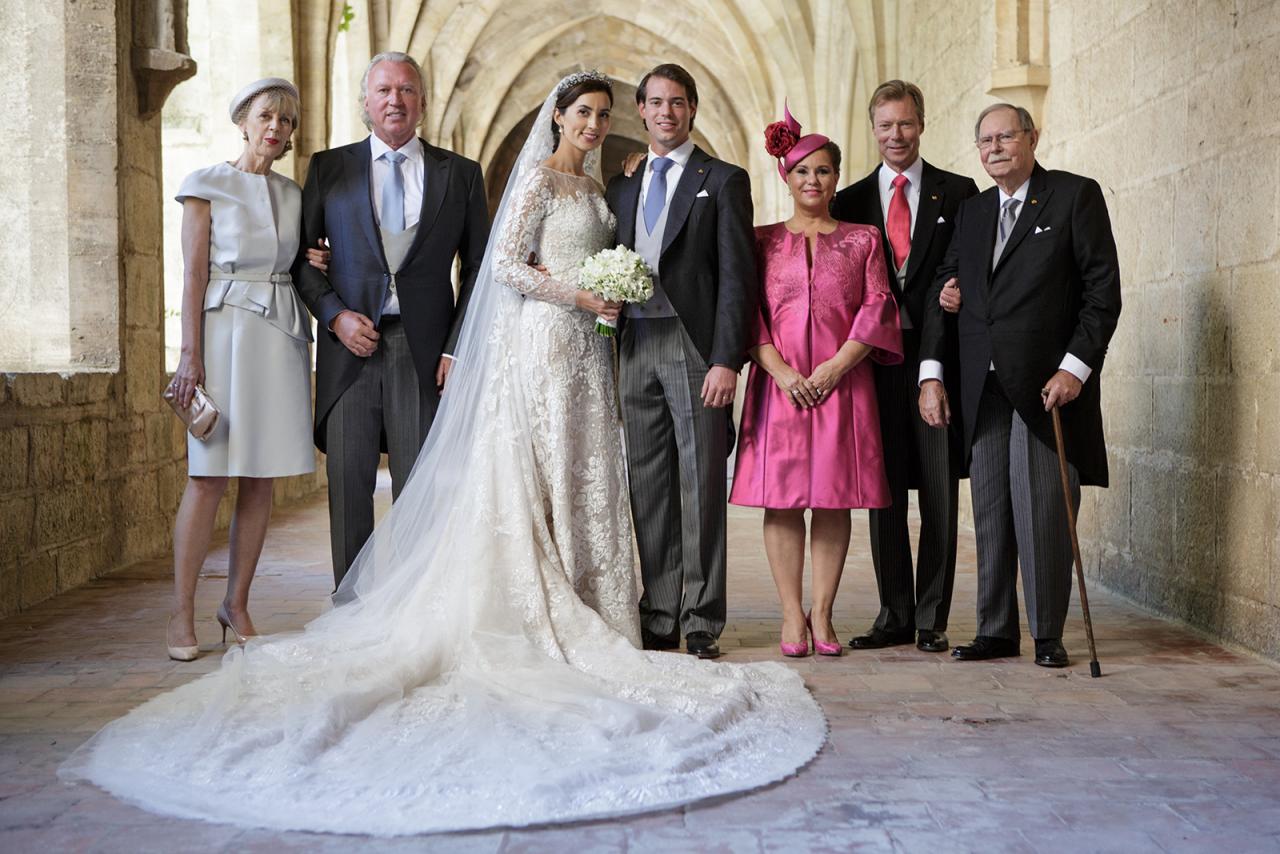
[493,168,579,306]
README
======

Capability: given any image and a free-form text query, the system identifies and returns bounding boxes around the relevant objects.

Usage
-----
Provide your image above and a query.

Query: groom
[295,52,489,587]
[605,64,757,659]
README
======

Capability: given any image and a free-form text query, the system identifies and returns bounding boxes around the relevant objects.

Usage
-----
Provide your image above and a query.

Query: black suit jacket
[604,146,757,371]
[294,137,489,450]
[831,161,979,480]
[831,161,979,327]
[921,163,1122,486]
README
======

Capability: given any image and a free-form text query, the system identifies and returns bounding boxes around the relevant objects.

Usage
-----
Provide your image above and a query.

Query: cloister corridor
[4,0,1280,850]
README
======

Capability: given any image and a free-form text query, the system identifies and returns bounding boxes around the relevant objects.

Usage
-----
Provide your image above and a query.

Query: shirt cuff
[918,359,944,387]
[442,353,456,362]
[1059,353,1093,383]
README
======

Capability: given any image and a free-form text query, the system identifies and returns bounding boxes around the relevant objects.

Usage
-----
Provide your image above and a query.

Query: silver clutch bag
[162,382,221,441]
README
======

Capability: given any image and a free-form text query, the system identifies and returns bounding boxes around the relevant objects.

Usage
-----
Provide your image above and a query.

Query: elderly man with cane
[917,103,1121,669]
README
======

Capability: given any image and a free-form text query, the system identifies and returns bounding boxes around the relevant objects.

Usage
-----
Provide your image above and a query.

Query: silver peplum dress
[175,162,314,477]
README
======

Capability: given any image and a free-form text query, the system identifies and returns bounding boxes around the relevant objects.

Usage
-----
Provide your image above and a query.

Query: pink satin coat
[730,222,903,510]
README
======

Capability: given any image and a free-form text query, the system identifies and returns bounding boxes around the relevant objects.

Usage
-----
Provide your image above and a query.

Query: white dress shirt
[640,138,695,212]
[918,176,1092,386]
[370,134,425,229]
[878,157,924,329]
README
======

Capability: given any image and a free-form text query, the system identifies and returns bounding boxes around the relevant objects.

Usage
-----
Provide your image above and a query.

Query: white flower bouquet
[579,245,655,337]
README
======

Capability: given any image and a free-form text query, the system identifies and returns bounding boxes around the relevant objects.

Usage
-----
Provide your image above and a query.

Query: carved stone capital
[131,0,197,118]
[132,46,197,119]
[988,64,1050,126]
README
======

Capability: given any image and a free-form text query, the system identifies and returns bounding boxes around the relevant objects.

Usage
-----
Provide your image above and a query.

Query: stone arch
[293,0,886,222]
[456,21,734,159]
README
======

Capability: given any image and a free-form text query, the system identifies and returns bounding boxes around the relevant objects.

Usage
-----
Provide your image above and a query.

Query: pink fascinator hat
[764,103,830,180]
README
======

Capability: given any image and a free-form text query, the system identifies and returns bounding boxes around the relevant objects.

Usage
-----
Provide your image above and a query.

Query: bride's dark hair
[551,75,613,148]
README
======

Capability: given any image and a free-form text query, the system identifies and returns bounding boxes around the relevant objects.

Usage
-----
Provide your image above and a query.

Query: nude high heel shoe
[166,616,199,662]
[216,604,254,645]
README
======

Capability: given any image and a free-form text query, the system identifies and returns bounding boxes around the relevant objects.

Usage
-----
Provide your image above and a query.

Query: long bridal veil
[59,75,827,836]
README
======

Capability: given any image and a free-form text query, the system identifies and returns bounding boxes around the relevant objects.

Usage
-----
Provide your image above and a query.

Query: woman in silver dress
[164,78,314,661]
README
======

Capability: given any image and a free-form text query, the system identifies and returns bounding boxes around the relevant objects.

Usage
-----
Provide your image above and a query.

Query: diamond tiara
[555,70,611,98]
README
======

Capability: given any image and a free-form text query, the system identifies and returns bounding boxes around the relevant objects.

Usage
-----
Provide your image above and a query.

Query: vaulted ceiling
[294,0,892,217]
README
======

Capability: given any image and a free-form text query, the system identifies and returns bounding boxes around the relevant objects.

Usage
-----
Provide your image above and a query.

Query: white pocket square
[936,216,946,223]
[696,189,710,198]
[1035,225,1052,234]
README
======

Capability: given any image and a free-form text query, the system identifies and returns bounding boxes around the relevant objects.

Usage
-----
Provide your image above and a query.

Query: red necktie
[886,173,911,269]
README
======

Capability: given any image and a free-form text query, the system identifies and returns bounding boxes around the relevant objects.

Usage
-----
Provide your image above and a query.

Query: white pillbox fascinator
[229,77,299,123]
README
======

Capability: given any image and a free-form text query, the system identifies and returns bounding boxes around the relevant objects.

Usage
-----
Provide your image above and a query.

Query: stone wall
[894,0,1280,658]
[0,0,324,620]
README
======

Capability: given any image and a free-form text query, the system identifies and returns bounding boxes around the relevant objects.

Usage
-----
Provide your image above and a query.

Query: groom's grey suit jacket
[605,146,758,371]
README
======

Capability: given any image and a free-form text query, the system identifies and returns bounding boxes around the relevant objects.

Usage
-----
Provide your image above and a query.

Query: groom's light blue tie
[643,156,674,235]
[381,150,406,233]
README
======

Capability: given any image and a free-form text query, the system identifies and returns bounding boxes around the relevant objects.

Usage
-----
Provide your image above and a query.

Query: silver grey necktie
[993,197,1021,264]
[381,150,406,234]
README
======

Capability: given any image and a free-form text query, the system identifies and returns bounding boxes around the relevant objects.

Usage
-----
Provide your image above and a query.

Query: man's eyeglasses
[976,130,1029,150]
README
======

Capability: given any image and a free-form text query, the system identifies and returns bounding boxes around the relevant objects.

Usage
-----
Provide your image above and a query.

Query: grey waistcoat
[625,182,678,319]
[379,224,418,315]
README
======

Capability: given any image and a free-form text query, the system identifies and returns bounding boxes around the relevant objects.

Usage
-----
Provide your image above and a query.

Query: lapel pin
[1030,198,1038,205]
[698,168,704,174]
[931,194,938,200]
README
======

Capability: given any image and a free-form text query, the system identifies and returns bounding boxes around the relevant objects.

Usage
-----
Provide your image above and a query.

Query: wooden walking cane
[1048,402,1102,678]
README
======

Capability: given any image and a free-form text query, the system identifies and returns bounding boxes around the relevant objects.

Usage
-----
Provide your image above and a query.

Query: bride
[61,72,827,836]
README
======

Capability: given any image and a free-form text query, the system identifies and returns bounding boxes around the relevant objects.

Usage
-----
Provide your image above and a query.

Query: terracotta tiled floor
[3,477,1280,852]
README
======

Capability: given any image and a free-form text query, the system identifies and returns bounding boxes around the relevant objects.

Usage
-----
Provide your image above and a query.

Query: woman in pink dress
[730,108,903,658]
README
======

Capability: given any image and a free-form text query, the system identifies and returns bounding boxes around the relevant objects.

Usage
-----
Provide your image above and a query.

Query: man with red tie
[831,80,979,653]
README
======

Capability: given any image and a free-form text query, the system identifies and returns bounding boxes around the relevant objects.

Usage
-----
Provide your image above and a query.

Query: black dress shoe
[951,636,1020,661]
[1034,638,1070,668]
[848,627,916,650]
[641,629,679,651]
[685,631,721,659]
[916,630,950,652]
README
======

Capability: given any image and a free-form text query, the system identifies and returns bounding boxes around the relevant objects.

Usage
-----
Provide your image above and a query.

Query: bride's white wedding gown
[61,140,826,837]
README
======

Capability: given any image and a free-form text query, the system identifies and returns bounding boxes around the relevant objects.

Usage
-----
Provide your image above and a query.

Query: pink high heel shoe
[780,619,811,657]
[808,613,843,657]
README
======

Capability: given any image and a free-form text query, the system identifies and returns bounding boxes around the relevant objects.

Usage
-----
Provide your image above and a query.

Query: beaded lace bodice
[494,165,617,305]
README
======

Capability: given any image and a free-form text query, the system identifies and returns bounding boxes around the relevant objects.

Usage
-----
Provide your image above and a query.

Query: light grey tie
[381,150,406,233]
[993,197,1020,264]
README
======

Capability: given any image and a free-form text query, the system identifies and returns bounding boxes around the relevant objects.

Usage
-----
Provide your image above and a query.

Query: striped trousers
[619,317,728,639]
[969,374,1079,640]
[324,319,437,588]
